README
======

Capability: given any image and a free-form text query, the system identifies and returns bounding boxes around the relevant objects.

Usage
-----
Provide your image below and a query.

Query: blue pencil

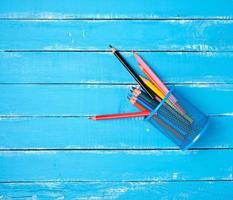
[131,92,188,137]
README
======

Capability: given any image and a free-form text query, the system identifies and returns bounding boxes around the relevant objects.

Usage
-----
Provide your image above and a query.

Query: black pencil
[109,45,155,100]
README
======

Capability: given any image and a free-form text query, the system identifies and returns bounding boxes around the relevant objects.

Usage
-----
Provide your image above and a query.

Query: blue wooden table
[0,1,233,199]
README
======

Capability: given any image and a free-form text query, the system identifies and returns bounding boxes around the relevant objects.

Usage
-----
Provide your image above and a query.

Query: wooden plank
[0,181,233,199]
[0,150,233,181]
[1,52,233,84]
[0,116,232,149]
[0,0,233,19]
[1,20,233,51]
[0,85,232,116]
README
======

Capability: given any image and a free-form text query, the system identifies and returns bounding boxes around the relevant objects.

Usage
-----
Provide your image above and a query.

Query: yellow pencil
[140,76,193,123]
[140,76,165,99]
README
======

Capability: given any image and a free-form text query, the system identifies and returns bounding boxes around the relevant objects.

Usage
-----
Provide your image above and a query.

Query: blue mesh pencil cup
[145,88,209,150]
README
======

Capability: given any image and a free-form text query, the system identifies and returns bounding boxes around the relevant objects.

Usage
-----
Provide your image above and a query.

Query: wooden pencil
[129,95,184,140]
[109,45,156,100]
[130,88,192,134]
[129,98,147,111]
[140,76,164,100]
[133,51,172,100]
[90,110,150,120]
[133,52,189,118]
[133,52,187,114]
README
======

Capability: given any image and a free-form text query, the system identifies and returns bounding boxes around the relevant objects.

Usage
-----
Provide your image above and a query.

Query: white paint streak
[204,176,216,181]
[104,187,129,199]
[79,196,102,200]
[36,182,61,188]
[220,113,233,116]
[187,44,214,51]
[82,30,86,38]
[0,12,73,19]
[2,12,232,20]
[131,116,145,121]
[165,20,192,24]
[77,82,133,89]
[182,83,227,88]
[0,150,57,156]
[172,172,179,179]
[43,44,76,50]
[126,150,165,155]
[178,192,189,199]
[32,195,37,200]
[228,174,233,179]
[0,52,22,58]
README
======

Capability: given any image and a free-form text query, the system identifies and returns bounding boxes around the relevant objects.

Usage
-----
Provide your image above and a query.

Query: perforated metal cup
[145,88,209,150]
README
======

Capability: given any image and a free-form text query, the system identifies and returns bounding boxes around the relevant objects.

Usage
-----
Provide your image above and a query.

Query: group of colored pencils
[89,46,211,149]
[129,86,194,139]
[90,46,190,126]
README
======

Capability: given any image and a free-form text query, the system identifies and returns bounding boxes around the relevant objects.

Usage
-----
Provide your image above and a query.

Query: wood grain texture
[0,85,232,116]
[1,150,233,181]
[0,116,232,149]
[0,181,233,199]
[1,52,233,84]
[1,0,233,197]
[1,20,233,51]
[1,0,233,19]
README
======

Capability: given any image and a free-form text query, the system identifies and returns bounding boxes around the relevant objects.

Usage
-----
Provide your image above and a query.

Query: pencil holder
[145,88,209,150]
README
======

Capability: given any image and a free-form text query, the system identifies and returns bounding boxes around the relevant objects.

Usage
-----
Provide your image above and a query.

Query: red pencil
[89,110,150,120]
[129,98,147,111]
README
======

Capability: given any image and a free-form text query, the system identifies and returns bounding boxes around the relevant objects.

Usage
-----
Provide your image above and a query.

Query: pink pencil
[133,52,178,104]
[133,52,187,115]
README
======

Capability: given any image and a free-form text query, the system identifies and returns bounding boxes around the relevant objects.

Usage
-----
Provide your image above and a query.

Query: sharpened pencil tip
[132,85,140,90]
[109,44,116,53]
[88,116,96,120]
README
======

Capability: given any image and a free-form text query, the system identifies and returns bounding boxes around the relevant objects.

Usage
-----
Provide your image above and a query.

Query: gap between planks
[0,18,233,21]
[0,179,233,184]
[0,113,232,118]
[0,148,233,151]
[2,50,233,53]
[0,83,231,85]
